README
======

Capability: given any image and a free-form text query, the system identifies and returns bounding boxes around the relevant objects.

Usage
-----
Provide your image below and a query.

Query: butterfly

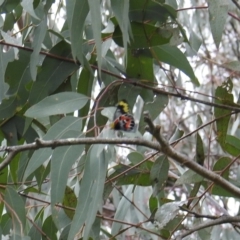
[110,99,135,132]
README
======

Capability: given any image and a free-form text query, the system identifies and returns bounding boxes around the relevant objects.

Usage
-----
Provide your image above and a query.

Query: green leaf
[1,116,18,145]
[88,0,102,71]
[101,56,122,86]
[51,131,84,208]
[127,152,152,170]
[185,30,202,56]
[196,133,204,165]
[0,46,14,102]
[28,41,79,105]
[42,216,57,240]
[108,156,152,186]
[152,45,199,85]
[169,127,184,143]
[111,186,133,235]
[21,0,40,20]
[59,225,71,240]
[155,201,185,229]
[223,61,240,72]
[5,187,26,235]
[214,79,233,148]
[139,95,168,133]
[1,213,12,236]
[117,84,141,109]
[68,146,108,240]
[150,156,169,197]
[224,135,240,156]
[62,186,78,220]
[0,161,8,185]
[0,50,30,119]
[23,117,82,181]
[209,0,229,48]
[89,217,101,240]
[18,151,33,183]
[30,14,47,80]
[0,0,21,13]
[111,0,130,52]
[126,49,154,80]
[25,92,88,118]
[149,196,158,214]
[129,0,176,22]
[66,0,89,63]
[34,163,50,190]
[1,116,37,146]
[9,151,20,183]
[28,218,42,240]
[113,22,170,49]
[127,152,144,164]
[176,169,203,185]
[77,67,94,128]
[212,157,234,197]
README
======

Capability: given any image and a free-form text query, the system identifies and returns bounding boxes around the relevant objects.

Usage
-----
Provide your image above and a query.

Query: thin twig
[143,111,240,198]
[179,206,218,220]
[27,216,51,240]
[180,215,240,238]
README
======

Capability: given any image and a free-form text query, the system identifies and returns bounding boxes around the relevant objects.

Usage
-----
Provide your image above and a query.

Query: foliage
[0,0,240,239]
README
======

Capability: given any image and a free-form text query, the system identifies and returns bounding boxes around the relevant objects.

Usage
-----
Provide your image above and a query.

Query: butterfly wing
[111,100,135,131]
[113,114,135,131]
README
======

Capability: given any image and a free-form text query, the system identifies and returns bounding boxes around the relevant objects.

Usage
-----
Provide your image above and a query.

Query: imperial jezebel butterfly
[110,100,135,132]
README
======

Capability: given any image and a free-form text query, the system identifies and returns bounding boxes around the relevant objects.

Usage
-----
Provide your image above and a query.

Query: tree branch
[1,113,240,200]
[143,111,240,198]
[1,41,240,113]
[179,215,240,239]
[0,137,160,171]
[179,206,218,220]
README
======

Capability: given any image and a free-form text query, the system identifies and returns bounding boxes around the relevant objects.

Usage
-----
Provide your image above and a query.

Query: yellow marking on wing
[118,100,129,113]
[110,122,115,129]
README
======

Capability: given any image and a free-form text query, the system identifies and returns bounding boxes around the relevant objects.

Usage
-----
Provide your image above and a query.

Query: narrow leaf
[21,0,39,20]
[25,92,88,118]
[212,157,234,197]
[224,135,240,156]
[214,79,233,148]
[30,15,47,80]
[112,0,130,52]
[152,45,199,85]
[23,117,82,180]
[5,187,26,235]
[88,0,102,71]
[68,146,108,240]
[129,0,176,22]
[209,0,229,48]
[176,169,203,185]
[51,131,84,208]
[150,156,169,197]
[139,94,168,133]
[113,22,170,48]
[66,0,89,63]
[223,61,240,72]
[62,186,78,220]
[196,133,204,165]
[155,201,186,229]
[0,46,15,102]
[42,216,58,240]
[28,41,79,105]
[111,186,133,235]
[127,49,154,80]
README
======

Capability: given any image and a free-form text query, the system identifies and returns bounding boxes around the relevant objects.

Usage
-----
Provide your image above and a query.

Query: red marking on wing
[119,115,134,130]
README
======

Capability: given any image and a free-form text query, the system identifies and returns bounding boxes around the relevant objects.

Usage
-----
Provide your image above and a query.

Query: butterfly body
[111,100,135,132]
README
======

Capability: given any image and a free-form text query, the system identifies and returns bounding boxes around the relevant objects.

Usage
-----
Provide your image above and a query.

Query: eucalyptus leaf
[25,92,88,118]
